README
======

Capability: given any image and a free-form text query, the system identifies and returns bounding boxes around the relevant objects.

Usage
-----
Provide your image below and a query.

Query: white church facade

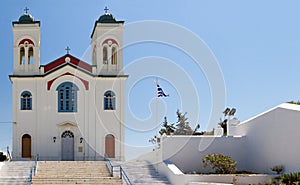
[9,10,127,161]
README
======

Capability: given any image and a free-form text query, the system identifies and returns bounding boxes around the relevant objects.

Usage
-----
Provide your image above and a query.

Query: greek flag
[157,84,168,97]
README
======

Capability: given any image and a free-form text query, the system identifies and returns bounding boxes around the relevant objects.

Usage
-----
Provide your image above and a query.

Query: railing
[104,157,131,184]
[104,157,115,177]
[120,166,132,185]
[27,154,39,185]
[33,154,39,176]
[27,167,32,185]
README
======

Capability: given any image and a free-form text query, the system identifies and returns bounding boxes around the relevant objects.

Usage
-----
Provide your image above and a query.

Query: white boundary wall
[230,104,300,173]
[161,136,247,173]
[158,161,274,185]
[160,103,300,174]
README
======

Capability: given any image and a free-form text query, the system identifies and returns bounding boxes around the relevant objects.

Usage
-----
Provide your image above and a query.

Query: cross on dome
[24,7,29,14]
[65,46,71,54]
[104,6,109,14]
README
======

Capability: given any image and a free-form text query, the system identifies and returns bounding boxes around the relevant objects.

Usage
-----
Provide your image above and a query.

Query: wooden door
[105,134,115,158]
[22,134,31,158]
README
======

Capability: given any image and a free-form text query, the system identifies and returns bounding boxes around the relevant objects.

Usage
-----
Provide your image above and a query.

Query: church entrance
[61,131,74,161]
[105,134,115,158]
[22,134,31,158]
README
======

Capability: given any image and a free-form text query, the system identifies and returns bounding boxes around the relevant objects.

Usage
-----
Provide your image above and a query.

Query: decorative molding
[102,38,118,46]
[18,38,35,46]
[47,72,89,90]
[57,121,78,127]
[44,54,92,74]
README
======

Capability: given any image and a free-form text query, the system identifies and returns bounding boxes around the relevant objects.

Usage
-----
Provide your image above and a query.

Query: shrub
[281,172,300,185]
[202,153,237,174]
[271,165,284,174]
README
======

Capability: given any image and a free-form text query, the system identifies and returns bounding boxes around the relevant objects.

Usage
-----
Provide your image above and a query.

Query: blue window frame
[104,91,116,110]
[56,82,78,112]
[21,91,32,110]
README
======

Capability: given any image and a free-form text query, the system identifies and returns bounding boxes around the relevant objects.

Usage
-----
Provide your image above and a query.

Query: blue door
[61,131,74,161]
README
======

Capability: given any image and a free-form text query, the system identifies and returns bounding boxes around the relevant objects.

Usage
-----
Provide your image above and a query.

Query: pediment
[57,122,78,127]
[43,54,92,74]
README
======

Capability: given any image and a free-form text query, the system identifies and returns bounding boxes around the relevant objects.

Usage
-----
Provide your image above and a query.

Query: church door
[61,131,74,161]
[22,134,31,158]
[105,134,115,158]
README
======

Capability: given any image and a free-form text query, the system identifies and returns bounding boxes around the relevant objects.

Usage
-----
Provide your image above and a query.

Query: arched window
[21,91,32,110]
[28,47,34,64]
[22,134,31,158]
[20,47,25,64]
[111,47,117,65]
[104,91,116,110]
[56,82,79,112]
[103,47,108,64]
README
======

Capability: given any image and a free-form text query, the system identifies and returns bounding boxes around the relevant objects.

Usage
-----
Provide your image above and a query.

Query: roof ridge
[43,54,92,74]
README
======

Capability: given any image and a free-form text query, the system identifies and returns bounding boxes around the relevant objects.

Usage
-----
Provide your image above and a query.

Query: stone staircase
[122,160,171,185]
[31,161,123,185]
[0,161,34,185]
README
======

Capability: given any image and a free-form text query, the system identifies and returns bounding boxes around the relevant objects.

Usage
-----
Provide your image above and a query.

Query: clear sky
[1,0,300,160]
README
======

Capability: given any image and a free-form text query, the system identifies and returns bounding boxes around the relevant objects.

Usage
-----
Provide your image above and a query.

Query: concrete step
[31,161,123,185]
[32,177,122,183]
[0,161,34,185]
[121,160,171,185]
[0,177,28,184]
[32,183,122,184]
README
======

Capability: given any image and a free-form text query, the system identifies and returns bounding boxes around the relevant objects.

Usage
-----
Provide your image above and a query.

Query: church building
[9,8,127,161]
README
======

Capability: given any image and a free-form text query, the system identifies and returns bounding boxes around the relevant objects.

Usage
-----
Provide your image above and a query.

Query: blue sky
[1,0,300,160]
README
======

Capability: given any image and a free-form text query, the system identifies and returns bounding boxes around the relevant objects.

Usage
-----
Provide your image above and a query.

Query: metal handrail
[27,167,32,185]
[104,157,114,177]
[27,154,39,185]
[33,154,39,176]
[120,166,132,185]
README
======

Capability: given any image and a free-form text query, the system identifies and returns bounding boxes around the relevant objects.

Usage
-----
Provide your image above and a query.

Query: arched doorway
[105,134,115,158]
[22,134,31,158]
[61,130,74,161]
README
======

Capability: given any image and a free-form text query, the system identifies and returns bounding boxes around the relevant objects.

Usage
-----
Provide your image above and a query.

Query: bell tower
[90,7,124,75]
[12,7,40,75]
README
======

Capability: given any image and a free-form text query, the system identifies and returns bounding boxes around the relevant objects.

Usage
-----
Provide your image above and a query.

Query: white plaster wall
[12,23,40,75]
[159,161,273,185]
[161,104,300,174]
[161,136,247,173]
[12,77,39,159]
[158,156,275,185]
[232,105,300,173]
[91,23,124,75]
[159,160,275,185]
[11,65,126,161]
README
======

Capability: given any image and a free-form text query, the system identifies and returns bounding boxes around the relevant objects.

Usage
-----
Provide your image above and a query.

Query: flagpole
[155,78,158,148]
[155,78,159,172]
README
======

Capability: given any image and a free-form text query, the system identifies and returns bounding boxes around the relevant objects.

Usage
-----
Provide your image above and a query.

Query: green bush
[271,165,284,174]
[281,172,300,185]
[202,153,237,174]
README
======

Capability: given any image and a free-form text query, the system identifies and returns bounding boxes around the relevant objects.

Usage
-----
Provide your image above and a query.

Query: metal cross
[104,6,109,13]
[24,7,29,14]
[65,46,71,54]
